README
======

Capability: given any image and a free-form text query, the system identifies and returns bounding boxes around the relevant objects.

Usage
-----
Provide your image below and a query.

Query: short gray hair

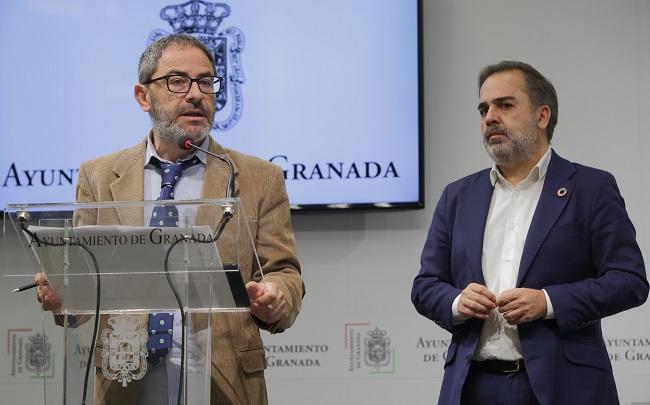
[138,34,215,84]
[478,61,558,141]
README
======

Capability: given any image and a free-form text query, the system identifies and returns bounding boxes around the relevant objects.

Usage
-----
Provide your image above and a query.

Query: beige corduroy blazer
[72,136,303,405]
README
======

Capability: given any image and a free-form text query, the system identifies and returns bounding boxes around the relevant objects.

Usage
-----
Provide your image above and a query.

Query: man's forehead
[155,44,214,73]
[479,70,527,102]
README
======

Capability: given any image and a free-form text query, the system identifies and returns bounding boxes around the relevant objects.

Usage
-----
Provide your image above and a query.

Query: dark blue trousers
[460,365,539,405]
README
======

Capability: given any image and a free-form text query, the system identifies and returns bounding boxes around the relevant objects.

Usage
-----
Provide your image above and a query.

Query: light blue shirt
[143,133,210,369]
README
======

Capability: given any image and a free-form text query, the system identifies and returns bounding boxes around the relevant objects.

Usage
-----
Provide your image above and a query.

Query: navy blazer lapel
[517,150,576,286]
[459,170,494,284]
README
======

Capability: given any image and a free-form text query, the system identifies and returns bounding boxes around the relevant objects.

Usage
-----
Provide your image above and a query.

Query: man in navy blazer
[411,61,648,405]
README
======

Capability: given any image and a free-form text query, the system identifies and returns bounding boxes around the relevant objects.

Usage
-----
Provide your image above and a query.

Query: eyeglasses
[144,75,223,94]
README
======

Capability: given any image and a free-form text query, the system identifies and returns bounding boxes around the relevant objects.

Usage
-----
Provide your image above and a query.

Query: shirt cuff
[451,293,469,325]
[542,289,555,319]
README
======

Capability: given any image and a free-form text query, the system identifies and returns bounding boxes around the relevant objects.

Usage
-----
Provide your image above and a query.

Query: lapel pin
[556,187,567,197]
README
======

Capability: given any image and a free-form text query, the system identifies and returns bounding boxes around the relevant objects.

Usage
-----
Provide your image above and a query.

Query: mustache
[484,125,509,139]
[176,103,208,117]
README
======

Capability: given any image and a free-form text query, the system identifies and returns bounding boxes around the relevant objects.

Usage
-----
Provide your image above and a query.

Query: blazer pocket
[238,346,267,374]
[562,340,610,371]
[548,221,583,237]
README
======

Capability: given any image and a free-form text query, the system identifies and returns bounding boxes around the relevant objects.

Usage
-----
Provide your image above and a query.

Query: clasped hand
[458,283,547,325]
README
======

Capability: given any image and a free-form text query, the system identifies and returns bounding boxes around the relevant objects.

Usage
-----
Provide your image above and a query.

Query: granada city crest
[25,332,52,373]
[364,327,391,370]
[101,315,149,387]
[148,0,245,131]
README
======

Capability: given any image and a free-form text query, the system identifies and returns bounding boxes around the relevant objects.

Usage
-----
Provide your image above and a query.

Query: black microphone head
[178,136,193,150]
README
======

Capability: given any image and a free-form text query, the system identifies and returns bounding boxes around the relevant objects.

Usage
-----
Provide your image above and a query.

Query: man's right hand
[458,283,497,319]
[34,272,62,312]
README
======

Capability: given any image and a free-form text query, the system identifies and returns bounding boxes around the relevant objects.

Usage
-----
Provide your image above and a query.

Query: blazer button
[465,355,471,364]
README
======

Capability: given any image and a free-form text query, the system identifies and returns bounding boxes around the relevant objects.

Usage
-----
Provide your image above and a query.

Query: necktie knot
[149,155,201,227]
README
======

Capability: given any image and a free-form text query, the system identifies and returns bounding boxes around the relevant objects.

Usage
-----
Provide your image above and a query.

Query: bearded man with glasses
[35,33,304,405]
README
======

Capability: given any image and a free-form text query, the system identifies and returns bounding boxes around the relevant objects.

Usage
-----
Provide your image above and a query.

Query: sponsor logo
[270,155,399,181]
[265,344,327,368]
[5,328,54,379]
[148,0,245,131]
[345,322,395,374]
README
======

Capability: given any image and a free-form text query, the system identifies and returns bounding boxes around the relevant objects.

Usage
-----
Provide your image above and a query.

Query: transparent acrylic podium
[2,199,255,405]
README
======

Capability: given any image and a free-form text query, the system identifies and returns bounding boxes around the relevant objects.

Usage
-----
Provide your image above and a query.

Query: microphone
[178,136,235,199]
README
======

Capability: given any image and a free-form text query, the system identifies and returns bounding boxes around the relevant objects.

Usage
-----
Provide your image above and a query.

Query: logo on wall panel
[25,333,51,373]
[364,327,391,370]
[101,315,148,387]
[345,322,395,374]
[5,328,55,378]
[148,0,245,131]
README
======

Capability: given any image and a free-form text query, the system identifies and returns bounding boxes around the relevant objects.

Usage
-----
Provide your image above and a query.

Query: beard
[149,98,214,146]
[483,118,541,166]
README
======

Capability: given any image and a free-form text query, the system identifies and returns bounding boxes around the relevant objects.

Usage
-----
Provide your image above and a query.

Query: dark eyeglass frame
[143,74,223,94]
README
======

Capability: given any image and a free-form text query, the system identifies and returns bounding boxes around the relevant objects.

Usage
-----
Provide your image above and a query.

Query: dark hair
[478,61,558,141]
[138,33,215,84]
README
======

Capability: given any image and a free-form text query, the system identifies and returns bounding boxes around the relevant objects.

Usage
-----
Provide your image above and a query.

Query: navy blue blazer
[411,151,648,405]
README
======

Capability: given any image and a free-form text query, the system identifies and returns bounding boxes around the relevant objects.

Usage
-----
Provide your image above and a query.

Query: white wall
[264,1,650,404]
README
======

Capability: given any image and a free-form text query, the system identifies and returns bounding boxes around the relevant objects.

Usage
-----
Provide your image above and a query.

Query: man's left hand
[496,288,547,325]
[246,281,286,324]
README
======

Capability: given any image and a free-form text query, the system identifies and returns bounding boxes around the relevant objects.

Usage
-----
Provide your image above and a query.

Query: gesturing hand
[246,281,286,324]
[34,272,62,312]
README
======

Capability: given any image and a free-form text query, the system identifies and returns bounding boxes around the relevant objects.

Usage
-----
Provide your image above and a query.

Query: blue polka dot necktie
[147,155,199,365]
[147,312,174,365]
[149,156,201,228]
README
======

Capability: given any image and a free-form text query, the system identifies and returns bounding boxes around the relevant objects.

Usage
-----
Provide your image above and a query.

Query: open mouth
[181,111,204,118]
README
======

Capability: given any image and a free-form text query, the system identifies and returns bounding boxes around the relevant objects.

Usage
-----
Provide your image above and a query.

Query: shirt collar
[489,146,552,187]
[145,131,209,167]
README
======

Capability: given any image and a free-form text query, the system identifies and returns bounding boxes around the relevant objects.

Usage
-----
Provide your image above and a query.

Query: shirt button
[508,224,515,230]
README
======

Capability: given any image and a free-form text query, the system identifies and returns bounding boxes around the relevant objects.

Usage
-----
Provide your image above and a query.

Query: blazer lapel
[459,171,494,284]
[517,151,576,286]
[196,138,240,230]
[109,140,146,225]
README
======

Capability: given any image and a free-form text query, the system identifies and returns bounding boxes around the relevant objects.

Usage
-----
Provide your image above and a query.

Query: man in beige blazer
[36,33,304,404]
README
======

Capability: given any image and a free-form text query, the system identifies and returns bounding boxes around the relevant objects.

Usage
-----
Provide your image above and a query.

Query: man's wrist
[542,289,555,319]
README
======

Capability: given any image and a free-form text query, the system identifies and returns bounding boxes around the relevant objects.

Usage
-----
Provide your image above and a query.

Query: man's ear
[537,105,551,130]
[134,84,151,112]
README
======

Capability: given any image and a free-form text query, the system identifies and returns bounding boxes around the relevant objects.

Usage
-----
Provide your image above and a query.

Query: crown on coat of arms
[161,0,231,35]
[366,327,387,340]
[107,314,144,331]
[28,332,49,346]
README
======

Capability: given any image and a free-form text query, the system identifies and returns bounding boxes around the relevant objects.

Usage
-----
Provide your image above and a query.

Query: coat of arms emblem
[101,315,149,387]
[148,0,245,131]
[364,327,391,370]
[25,332,51,373]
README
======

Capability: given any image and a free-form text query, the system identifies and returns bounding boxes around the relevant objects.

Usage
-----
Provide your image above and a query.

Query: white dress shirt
[452,147,555,361]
